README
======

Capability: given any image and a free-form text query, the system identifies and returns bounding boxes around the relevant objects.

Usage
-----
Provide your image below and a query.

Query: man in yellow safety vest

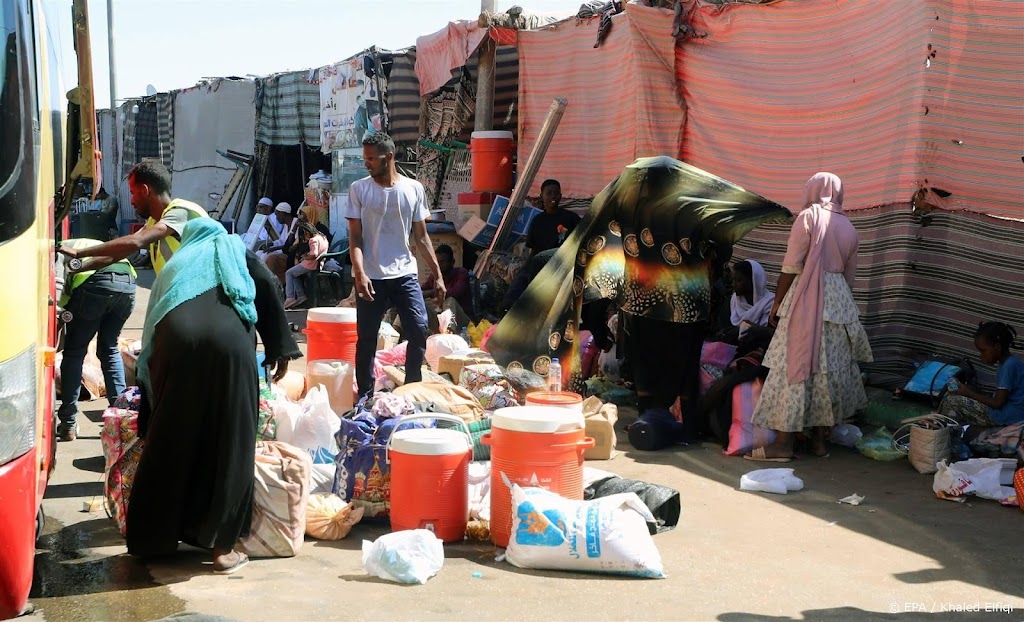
[55,239,137,441]
[58,160,208,275]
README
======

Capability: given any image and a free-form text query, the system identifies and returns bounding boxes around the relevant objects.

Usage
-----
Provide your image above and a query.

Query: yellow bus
[0,0,100,616]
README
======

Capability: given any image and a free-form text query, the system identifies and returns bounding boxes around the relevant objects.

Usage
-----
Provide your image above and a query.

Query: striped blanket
[734,205,1024,389]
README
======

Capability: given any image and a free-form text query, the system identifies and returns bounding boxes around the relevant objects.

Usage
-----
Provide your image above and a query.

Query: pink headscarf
[785,172,844,384]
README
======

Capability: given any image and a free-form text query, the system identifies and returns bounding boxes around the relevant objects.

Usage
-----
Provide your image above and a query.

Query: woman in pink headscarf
[745,173,873,461]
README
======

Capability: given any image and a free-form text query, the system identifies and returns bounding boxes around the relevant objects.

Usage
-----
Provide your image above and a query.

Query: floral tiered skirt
[753,273,873,433]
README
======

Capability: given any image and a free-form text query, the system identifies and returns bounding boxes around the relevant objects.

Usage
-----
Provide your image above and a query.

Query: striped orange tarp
[679,0,1024,220]
[517,3,686,199]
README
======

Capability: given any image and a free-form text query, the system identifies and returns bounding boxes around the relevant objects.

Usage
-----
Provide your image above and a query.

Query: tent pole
[299,141,307,204]
[474,0,496,132]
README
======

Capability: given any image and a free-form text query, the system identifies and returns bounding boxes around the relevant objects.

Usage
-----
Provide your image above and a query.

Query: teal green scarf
[136,218,257,396]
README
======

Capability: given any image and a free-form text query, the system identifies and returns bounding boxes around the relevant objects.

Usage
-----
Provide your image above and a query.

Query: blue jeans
[58,273,136,427]
[355,274,428,397]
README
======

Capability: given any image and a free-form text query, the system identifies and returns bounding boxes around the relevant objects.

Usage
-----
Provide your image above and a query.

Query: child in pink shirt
[284,228,329,308]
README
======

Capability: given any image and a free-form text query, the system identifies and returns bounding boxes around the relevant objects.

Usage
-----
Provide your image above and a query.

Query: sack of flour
[505,484,665,578]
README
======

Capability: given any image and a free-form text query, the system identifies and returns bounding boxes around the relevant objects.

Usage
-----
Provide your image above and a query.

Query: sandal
[213,551,249,575]
[743,446,794,463]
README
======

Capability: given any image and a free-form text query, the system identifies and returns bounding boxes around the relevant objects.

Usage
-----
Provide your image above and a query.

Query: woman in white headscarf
[745,172,873,461]
[728,259,775,341]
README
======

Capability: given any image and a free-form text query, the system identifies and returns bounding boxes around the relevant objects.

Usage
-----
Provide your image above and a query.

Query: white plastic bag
[425,334,470,371]
[505,485,665,578]
[932,458,1016,502]
[361,529,444,584]
[269,399,303,446]
[740,468,804,495]
[468,461,491,521]
[289,385,341,456]
[310,463,336,495]
[831,423,863,448]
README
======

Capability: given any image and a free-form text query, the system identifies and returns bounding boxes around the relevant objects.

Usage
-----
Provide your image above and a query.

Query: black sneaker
[57,424,78,442]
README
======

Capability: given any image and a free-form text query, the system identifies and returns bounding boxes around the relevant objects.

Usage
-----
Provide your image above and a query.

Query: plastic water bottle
[548,358,562,392]
[459,325,470,345]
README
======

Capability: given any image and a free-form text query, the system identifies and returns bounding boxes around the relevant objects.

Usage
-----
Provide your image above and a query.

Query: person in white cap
[256,197,274,215]
[257,202,295,284]
[254,203,293,252]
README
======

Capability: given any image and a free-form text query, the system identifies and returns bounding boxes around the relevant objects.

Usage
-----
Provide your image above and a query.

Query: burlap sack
[305,493,364,540]
[393,381,484,423]
[909,425,951,474]
[237,441,312,558]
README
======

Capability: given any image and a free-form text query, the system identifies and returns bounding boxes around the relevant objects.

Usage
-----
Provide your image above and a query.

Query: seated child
[284,225,335,309]
[939,321,1024,426]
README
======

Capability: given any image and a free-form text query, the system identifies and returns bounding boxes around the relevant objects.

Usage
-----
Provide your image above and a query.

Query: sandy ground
[25,270,1024,622]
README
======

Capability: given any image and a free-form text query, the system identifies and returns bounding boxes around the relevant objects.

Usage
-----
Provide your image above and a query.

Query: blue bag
[897,358,975,406]
[332,402,433,519]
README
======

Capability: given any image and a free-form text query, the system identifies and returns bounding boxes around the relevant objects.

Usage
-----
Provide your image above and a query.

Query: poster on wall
[319,53,387,153]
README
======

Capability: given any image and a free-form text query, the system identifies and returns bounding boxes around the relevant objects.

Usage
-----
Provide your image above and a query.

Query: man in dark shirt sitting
[423,244,472,330]
[525,179,581,256]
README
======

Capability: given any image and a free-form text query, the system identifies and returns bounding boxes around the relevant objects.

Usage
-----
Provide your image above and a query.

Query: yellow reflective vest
[58,238,137,307]
[145,199,209,274]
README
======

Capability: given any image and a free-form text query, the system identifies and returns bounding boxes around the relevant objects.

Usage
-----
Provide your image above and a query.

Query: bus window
[0,0,36,245]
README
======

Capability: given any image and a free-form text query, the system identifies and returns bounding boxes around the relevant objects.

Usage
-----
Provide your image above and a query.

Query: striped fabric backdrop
[255,71,322,147]
[156,91,175,170]
[679,0,1023,220]
[734,206,1024,389]
[516,2,685,199]
[453,45,521,143]
[392,45,520,150]
[386,49,422,153]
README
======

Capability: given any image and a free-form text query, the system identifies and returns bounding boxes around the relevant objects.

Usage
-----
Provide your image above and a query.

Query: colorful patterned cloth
[487,157,790,392]
[257,378,277,441]
[101,408,143,537]
[459,364,519,410]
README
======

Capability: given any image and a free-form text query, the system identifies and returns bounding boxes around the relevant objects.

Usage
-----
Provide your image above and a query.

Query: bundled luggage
[237,441,313,558]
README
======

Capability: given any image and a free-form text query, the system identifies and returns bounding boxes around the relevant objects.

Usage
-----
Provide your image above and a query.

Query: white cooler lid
[471,130,514,140]
[491,406,585,434]
[307,307,357,323]
[391,428,470,456]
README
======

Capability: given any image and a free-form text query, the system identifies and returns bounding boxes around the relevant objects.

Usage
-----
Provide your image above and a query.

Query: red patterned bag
[1014,468,1023,512]
[101,408,143,536]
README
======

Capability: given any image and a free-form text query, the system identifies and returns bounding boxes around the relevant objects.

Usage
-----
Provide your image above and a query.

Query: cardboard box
[437,350,494,383]
[457,192,497,226]
[456,196,539,250]
[457,215,488,245]
[377,322,400,351]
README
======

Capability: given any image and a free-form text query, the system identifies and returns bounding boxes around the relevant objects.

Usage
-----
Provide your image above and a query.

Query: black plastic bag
[584,476,680,535]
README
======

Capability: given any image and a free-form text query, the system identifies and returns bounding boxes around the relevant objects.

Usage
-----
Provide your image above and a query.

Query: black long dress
[127,253,299,556]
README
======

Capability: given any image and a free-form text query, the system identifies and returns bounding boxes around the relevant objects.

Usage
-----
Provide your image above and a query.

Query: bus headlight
[0,346,37,466]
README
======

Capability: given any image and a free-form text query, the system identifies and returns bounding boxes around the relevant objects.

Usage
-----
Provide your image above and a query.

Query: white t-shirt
[345,175,429,280]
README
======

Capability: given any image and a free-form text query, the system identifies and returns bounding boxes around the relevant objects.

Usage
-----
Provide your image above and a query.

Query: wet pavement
[21,271,1024,621]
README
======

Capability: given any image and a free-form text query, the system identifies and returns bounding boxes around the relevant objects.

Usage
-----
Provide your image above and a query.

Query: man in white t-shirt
[346,133,445,397]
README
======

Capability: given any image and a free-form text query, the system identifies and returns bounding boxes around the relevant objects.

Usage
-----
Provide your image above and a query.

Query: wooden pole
[474,0,496,132]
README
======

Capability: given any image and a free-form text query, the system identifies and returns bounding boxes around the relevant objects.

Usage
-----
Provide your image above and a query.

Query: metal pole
[474,0,496,132]
[106,0,116,110]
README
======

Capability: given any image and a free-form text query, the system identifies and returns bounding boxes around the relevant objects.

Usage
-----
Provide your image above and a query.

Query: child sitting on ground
[939,321,1024,426]
[284,225,332,309]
